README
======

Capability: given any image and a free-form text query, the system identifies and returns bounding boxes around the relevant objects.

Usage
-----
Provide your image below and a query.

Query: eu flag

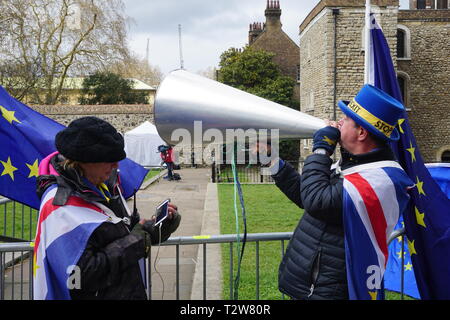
[0,85,148,210]
[366,13,450,299]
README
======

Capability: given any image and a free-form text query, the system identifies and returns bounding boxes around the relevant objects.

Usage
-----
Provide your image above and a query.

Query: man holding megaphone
[258,84,412,300]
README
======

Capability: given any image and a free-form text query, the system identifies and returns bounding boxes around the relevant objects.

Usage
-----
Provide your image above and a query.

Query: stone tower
[248,0,300,100]
[298,0,449,162]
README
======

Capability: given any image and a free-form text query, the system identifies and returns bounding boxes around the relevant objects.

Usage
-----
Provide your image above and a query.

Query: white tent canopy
[124,121,166,167]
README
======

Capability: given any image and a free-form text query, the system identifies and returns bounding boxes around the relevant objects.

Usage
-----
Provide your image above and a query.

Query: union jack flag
[342,161,413,300]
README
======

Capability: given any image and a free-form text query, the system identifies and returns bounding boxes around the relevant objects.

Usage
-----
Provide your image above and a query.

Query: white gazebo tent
[124,121,166,167]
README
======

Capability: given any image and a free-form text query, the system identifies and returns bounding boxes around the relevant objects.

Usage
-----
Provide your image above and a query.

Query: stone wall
[299,8,334,118]
[334,5,399,101]
[398,10,450,161]
[299,8,336,158]
[29,104,154,134]
[299,2,399,159]
[298,0,450,162]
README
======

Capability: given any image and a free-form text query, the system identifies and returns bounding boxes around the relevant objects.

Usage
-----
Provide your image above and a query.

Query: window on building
[396,25,411,59]
[437,0,448,9]
[442,150,450,162]
[296,65,300,82]
[417,0,426,9]
[397,29,406,58]
[397,72,411,109]
[397,76,406,104]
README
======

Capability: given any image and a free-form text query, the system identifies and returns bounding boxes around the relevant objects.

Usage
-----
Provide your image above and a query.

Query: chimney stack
[265,0,282,30]
[248,21,264,45]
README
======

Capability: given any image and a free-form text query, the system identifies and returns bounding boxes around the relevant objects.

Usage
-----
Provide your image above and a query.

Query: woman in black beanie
[34,116,180,300]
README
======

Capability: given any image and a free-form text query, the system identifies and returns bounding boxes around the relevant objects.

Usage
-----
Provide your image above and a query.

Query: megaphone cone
[154,70,325,146]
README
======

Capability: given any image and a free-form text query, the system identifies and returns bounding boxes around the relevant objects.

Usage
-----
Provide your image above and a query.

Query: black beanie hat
[55,117,126,163]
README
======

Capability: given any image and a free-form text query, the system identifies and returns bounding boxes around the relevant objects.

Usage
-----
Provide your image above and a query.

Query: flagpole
[364,0,371,84]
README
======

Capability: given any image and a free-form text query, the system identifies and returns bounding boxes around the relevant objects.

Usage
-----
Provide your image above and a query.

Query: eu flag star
[26,159,39,178]
[397,118,405,134]
[396,249,406,259]
[0,157,18,181]
[415,176,426,196]
[33,255,40,277]
[407,239,417,256]
[0,105,21,124]
[404,262,413,271]
[415,206,426,228]
[406,141,416,162]
[368,291,378,300]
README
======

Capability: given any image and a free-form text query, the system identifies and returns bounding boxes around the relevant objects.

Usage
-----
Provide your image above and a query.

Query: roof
[299,0,399,34]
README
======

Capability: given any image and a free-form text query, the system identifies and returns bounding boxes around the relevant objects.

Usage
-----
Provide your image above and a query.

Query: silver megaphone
[154,70,325,146]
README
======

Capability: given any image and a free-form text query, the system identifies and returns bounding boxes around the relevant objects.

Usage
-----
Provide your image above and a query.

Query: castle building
[248,0,300,100]
[299,0,449,162]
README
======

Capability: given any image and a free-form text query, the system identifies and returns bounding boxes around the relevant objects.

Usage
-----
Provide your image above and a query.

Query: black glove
[142,212,181,245]
[312,126,341,155]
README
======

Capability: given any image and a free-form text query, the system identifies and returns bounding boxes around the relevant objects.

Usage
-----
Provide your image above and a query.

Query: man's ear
[358,126,370,142]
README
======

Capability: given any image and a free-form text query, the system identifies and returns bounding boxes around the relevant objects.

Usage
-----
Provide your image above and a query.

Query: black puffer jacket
[36,154,180,300]
[273,146,395,300]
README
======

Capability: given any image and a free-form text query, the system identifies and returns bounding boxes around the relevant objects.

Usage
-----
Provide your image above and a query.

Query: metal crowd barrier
[154,232,293,300]
[0,198,38,242]
[0,230,408,300]
[0,242,34,300]
[0,232,292,300]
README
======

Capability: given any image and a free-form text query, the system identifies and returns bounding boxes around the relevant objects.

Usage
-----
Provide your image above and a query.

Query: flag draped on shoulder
[343,161,413,300]
[365,11,450,299]
[33,184,112,299]
[0,85,148,210]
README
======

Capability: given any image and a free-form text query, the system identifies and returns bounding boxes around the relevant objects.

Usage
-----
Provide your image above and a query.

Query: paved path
[136,167,213,300]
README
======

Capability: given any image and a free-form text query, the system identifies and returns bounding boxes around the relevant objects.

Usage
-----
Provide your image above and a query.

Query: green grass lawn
[143,167,164,182]
[0,201,38,241]
[217,183,415,300]
[218,184,301,300]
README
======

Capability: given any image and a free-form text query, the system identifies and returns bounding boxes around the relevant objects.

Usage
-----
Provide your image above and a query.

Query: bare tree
[106,53,164,87]
[197,66,218,80]
[0,0,131,104]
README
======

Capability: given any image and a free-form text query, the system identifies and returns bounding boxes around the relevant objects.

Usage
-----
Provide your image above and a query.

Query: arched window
[417,0,426,9]
[398,76,406,102]
[397,25,411,60]
[441,150,450,162]
[397,71,411,109]
[397,29,405,58]
[437,0,448,9]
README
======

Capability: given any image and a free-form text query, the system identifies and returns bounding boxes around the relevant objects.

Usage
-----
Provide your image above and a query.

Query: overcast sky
[122,0,409,77]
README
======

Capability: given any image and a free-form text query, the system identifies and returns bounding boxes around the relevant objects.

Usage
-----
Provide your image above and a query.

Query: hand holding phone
[154,198,170,227]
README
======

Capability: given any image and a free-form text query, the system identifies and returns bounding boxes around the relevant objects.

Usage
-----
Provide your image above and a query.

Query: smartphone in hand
[155,198,170,227]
